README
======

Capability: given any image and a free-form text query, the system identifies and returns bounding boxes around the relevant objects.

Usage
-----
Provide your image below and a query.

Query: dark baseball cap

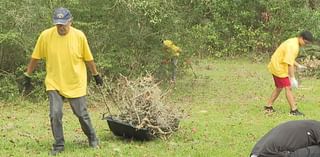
[299,30,314,43]
[52,7,72,25]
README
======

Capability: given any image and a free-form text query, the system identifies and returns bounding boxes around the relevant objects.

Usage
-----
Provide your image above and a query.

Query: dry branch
[107,74,182,139]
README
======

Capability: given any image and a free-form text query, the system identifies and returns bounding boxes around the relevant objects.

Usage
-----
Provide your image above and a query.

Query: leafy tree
[2,0,320,101]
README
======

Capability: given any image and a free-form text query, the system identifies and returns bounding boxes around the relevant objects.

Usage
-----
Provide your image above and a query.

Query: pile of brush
[298,55,320,78]
[99,74,182,139]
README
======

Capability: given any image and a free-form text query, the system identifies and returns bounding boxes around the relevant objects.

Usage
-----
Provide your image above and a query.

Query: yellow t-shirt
[163,40,181,56]
[268,37,299,78]
[31,26,94,98]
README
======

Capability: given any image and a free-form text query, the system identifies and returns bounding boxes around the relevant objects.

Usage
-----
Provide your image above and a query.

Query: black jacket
[251,120,320,157]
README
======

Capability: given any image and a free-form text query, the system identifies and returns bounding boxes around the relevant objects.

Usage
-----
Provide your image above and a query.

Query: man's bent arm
[26,58,39,75]
[85,60,99,75]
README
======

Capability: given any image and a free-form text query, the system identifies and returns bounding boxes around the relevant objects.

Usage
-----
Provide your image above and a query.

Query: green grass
[1,58,320,157]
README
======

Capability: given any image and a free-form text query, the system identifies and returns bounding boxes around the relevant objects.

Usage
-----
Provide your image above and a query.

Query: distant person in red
[264,31,313,116]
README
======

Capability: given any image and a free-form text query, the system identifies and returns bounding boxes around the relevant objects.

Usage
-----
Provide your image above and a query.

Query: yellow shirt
[268,37,299,77]
[163,40,181,56]
[31,26,94,98]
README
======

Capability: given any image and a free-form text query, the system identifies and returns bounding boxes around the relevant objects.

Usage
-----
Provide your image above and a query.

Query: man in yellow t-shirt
[264,31,313,116]
[22,8,102,155]
[162,39,182,82]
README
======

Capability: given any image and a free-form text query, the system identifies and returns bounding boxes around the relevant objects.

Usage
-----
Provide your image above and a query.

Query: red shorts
[272,75,290,88]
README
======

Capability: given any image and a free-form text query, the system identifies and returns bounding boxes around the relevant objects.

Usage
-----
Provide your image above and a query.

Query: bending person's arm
[288,64,295,78]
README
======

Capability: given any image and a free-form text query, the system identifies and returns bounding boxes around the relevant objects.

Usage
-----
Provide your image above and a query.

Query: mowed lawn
[1,58,320,157]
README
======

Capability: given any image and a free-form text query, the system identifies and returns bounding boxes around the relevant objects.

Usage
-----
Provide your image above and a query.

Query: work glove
[93,74,103,86]
[17,72,33,95]
[290,77,298,88]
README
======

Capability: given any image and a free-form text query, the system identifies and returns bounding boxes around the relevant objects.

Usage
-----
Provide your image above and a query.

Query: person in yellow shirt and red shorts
[22,7,102,155]
[162,39,182,82]
[264,31,313,116]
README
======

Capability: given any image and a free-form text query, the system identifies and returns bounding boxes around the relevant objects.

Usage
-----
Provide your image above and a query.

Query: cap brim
[53,19,69,25]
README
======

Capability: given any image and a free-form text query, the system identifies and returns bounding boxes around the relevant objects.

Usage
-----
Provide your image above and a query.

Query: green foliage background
[1,0,320,101]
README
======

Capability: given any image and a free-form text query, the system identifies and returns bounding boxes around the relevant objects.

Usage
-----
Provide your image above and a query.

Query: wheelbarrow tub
[104,115,154,141]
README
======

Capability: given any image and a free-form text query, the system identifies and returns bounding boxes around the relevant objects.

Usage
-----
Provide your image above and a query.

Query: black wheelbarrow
[97,85,154,141]
[102,114,154,141]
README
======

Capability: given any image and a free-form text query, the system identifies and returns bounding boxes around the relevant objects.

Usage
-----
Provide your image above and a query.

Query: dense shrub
[2,0,320,101]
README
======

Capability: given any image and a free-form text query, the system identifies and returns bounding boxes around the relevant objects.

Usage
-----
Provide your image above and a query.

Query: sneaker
[50,147,64,156]
[290,109,305,116]
[264,106,275,113]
